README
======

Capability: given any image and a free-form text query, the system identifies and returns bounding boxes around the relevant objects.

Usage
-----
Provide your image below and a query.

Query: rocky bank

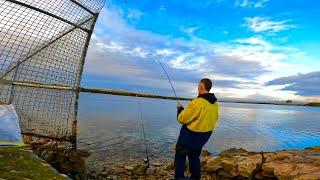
[24,139,320,180]
[92,147,320,180]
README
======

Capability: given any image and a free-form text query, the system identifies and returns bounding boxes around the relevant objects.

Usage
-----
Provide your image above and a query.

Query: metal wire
[0,0,105,147]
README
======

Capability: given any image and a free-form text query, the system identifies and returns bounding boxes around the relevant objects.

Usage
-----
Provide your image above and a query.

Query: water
[77,92,320,163]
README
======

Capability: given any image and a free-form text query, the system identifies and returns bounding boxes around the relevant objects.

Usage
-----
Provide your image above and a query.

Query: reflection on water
[77,93,320,163]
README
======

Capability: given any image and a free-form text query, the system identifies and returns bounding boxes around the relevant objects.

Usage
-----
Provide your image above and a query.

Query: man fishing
[175,78,220,180]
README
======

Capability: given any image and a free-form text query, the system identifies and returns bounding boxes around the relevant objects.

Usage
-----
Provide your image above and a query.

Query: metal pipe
[80,87,192,101]
[69,0,97,16]
[72,15,99,149]
[5,0,90,32]
[11,81,74,91]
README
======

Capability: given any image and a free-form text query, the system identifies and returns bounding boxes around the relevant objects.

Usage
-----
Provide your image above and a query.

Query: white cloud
[244,16,296,34]
[156,49,177,56]
[235,0,269,8]
[127,9,144,20]
[159,5,166,12]
[169,54,206,70]
[180,26,199,35]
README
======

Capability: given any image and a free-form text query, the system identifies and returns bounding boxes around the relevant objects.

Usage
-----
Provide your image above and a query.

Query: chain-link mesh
[0,0,104,146]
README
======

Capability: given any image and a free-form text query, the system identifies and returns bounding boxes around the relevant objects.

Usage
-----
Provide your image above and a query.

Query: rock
[106,175,119,180]
[124,165,135,171]
[201,150,211,157]
[152,162,163,167]
[237,154,262,177]
[69,151,82,163]
[59,160,73,173]
[203,157,222,173]
[76,149,91,157]
[166,162,174,170]
[206,156,218,164]
[220,159,238,177]
[133,164,148,175]
[219,148,248,157]
[146,167,157,175]
[114,167,125,174]
[260,163,275,178]
[43,151,56,163]
[200,156,210,166]
[263,162,298,179]
[295,163,320,174]
[294,171,320,180]
[158,169,167,176]
[57,153,65,163]
[266,152,292,162]
[99,171,109,178]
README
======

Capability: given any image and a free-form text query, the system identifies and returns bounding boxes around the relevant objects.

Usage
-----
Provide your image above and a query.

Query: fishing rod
[154,58,180,104]
[136,95,150,168]
[134,59,179,168]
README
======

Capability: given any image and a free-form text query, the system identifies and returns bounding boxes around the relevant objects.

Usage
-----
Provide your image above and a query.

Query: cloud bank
[267,71,320,96]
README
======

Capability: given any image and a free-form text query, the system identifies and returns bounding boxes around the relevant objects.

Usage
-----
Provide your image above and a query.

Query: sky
[81,0,320,102]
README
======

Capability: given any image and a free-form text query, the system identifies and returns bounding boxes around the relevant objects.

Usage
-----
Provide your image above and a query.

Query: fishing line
[154,58,180,104]
[133,59,179,168]
[136,95,150,168]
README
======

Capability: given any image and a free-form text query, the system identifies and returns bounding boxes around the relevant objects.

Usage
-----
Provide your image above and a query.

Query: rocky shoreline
[26,139,320,180]
[91,147,320,180]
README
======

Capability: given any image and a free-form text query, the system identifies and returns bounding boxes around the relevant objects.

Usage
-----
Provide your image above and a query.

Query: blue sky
[82,0,320,102]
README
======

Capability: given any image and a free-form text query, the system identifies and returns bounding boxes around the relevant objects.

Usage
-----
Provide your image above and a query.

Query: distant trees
[286,100,293,104]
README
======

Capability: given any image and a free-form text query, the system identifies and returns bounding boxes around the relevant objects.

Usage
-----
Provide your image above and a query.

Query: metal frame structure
[0,0,105,148]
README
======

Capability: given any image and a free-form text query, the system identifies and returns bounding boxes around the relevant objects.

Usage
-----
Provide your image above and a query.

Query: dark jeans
[174,126,212,180]
[175,145,201,179]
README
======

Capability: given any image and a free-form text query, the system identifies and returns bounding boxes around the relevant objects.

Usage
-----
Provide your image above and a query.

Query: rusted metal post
[72,14,99,149]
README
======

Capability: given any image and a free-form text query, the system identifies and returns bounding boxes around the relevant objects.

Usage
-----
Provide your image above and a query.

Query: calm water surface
[77,93,320,162]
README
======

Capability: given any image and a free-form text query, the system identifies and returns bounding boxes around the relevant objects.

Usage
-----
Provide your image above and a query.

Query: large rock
[219,159,238,177]
[201,150,211,157]
[237,154,262,177]
[263,162,298,179]
[294,171,320,180]
[203,157,222,173]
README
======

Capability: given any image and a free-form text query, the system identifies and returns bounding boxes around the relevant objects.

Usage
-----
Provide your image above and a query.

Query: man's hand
[177,103,184,108]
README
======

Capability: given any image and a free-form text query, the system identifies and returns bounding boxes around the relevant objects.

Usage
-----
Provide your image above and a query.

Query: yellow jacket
[178,94,219,132]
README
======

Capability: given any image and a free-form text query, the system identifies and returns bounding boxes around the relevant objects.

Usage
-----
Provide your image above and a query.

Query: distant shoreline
[80,87,320,107]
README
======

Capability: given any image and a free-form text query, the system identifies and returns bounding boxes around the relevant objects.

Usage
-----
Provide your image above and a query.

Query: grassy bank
[304,102,320,107]
[0,147,65,179]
